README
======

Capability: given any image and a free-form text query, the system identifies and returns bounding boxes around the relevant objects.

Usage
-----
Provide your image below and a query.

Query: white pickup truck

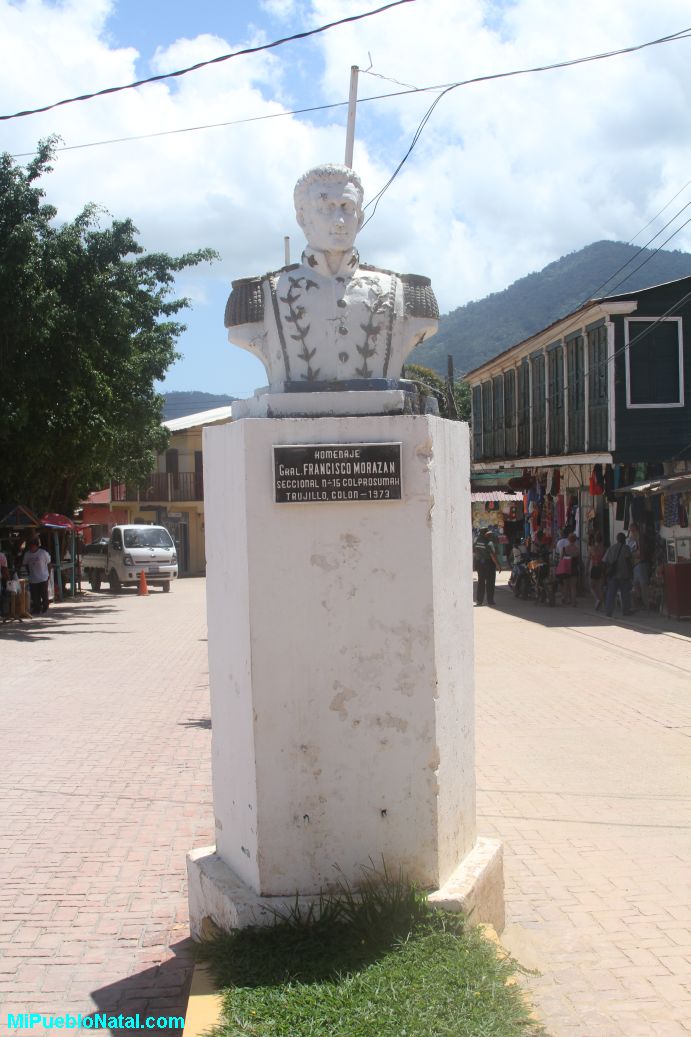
[82,524,178,593]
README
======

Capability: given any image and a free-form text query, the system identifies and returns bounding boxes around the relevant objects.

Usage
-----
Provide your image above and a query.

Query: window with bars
[588,325,608,450]
[482,380,494,457]
[548,347,565,453]
[531,354,546,454]
[504,369,517,456]
[493,375,505,456]
[472,385,483,460]
[567,335,586,452]
[517,362,530,455]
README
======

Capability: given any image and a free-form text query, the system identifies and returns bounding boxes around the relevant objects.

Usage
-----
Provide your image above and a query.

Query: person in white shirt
[22,538,52,614]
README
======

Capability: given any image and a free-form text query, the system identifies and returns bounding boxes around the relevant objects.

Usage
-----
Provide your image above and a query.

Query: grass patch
[198,872,543,1037]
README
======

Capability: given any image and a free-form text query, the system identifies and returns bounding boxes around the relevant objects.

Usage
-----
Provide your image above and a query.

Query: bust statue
[225,164,438,391]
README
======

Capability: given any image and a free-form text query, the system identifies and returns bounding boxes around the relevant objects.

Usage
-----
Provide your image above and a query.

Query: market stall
[0,505,40,621]
[614,470,691,619]
[470,491,524,565]
[40,513,79,599]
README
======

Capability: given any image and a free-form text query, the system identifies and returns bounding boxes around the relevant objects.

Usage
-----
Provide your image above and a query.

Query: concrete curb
[479,924,541,1027]
[182,963,224,1037]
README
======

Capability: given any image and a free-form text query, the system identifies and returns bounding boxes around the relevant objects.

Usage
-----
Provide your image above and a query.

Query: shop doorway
[163,515,189,575]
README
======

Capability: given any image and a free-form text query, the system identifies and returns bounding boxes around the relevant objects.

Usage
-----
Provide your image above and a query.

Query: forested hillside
[412,240,691,376]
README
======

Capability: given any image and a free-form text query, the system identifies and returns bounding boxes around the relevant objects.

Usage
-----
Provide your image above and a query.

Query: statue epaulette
[359,261,395,275]
[400,274,439,319]
[225,276,264,326]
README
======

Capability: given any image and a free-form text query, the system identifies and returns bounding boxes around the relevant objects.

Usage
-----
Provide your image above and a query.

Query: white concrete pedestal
[188,413,503,936]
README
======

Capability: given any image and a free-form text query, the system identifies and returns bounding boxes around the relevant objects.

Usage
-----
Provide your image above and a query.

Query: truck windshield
[124,528,174,549]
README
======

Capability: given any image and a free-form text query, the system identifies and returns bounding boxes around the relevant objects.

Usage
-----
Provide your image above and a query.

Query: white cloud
[2,0,691,393]
[259,0,299,20]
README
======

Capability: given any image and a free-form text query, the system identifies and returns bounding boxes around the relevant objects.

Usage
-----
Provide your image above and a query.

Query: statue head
[294,164,365,253]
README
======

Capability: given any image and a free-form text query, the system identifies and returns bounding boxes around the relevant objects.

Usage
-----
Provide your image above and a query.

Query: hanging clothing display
[664,494,681,527]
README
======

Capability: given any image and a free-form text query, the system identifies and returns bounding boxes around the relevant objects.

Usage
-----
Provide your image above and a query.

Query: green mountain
[162,390,235,420]
[412,240,691,377]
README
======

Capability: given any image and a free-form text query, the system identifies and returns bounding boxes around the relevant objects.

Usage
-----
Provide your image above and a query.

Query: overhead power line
[12,21,691,166]
[7,21,691,151]
[0,0,415,122]
[362,25,691,219]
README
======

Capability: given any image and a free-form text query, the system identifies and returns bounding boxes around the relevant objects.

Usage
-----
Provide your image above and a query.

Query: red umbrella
[40,513,76,530]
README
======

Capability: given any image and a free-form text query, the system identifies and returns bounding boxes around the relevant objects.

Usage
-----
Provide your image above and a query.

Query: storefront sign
[273,443,402,503]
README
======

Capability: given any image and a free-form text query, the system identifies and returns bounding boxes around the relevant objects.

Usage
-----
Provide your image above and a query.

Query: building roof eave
[472,452,612,472]
[464,300,638,382]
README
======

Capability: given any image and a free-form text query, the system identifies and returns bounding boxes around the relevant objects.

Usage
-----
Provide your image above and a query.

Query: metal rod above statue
[344,65,359,168]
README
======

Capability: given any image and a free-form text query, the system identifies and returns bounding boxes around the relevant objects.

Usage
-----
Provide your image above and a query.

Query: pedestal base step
[188,837,504,940]
[428,837,505,933]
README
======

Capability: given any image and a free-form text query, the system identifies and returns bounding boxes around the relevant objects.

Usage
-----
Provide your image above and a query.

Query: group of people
[475,523,648,618]
[0,538,53,616]
[586,525,648,616]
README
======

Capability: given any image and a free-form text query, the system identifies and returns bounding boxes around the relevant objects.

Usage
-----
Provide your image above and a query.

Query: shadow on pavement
[87,939,193,1033]
[478,576,691,640]
[0,599,121,641]
[178,716,212,729]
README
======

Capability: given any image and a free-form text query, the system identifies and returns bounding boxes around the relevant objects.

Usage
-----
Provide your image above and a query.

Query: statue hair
[294,165,364,214]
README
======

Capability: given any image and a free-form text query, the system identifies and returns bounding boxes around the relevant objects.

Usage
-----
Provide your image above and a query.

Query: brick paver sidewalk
[0,580,214,1032]
[476,579,691,1037]
[3,574,690,1036]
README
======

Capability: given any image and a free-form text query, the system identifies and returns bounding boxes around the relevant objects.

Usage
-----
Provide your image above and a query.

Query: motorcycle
[510,556,556,605]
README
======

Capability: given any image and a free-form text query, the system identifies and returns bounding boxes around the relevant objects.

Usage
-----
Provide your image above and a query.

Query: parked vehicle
[82,525,177,593]
[508,557,529,597]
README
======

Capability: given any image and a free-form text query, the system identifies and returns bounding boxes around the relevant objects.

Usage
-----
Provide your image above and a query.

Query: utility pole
[344,65,359,167]
[447,354,459,419]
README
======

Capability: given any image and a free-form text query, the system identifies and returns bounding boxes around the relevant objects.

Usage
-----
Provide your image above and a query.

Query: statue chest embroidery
[273,269,396,381]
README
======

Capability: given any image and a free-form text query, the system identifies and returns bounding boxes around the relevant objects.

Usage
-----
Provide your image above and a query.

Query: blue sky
[3,0,691,399]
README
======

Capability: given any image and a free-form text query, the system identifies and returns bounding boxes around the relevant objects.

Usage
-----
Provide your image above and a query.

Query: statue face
[297,180,363,252]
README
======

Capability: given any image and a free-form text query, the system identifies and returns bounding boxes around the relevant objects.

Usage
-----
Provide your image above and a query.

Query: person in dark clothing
[473,529,501,606]
[603,532,634,617]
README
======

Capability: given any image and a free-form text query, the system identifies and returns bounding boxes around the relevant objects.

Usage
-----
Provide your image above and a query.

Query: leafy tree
[404,363,471,421]
[0,139,217,515]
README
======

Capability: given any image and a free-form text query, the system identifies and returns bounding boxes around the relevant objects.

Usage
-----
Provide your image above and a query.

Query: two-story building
[466,275,691,581]
[104,406,232,575]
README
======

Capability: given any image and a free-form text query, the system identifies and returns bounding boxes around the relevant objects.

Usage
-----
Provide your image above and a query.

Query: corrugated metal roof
[471,491,523,502]
[615,471,691,496]
[163,406,233,432]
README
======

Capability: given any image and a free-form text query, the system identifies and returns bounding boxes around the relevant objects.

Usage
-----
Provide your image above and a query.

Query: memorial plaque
[274,443,402,503]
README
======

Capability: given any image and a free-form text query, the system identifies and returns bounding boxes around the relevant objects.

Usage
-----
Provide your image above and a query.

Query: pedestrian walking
[555,531,580,605]
[603,532,634,617]
[473,528,501,606]
[22,538,52,615]
[626,523,650,609]
[588,532,605,610]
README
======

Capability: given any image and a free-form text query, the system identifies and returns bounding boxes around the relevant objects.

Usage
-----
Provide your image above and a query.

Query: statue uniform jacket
[225,247,438,389]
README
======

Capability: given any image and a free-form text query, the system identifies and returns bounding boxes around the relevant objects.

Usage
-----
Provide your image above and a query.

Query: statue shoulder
[399,273,439,319]
[225,276,264,327]
[225,265,303,326]
[358,265,439,319]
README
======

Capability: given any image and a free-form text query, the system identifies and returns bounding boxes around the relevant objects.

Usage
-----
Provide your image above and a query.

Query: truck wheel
[109,569,122,593]
[162,582,170,593]
[90,572,102,592]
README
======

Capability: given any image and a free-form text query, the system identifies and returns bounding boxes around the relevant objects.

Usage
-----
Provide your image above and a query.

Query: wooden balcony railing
[111,471,203,503]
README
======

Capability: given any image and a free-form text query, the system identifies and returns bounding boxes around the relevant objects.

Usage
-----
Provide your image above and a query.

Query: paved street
[0,580,214,1031]
[476,575,691,1037]
[1,575,690,1035]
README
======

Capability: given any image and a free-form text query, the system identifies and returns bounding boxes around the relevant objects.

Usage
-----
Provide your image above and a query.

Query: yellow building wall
[119,415,229,576]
